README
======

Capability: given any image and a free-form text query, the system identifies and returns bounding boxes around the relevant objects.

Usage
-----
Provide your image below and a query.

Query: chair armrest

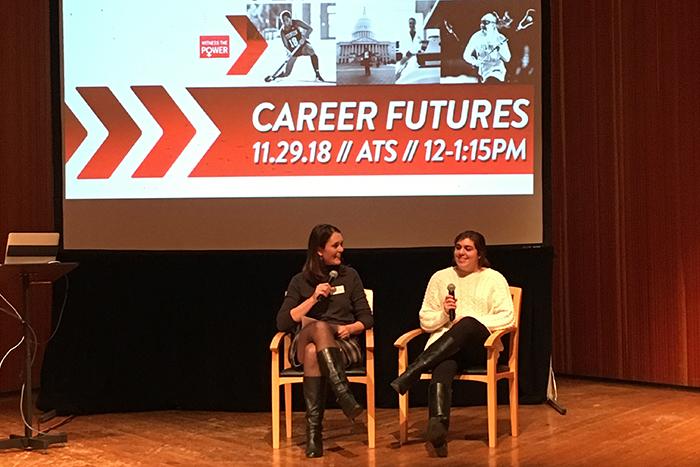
[270,331,288,351]
[483,327,516,349]
[365,327,374,350]
[394,328,425,349]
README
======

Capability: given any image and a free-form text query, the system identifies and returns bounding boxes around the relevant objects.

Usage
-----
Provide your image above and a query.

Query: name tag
[331,285,345,296]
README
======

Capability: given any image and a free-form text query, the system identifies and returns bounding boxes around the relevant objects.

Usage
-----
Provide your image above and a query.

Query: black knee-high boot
[317,347,363,420]
[390,335,459,395]
[303,376,327,458]
[426,382,451,457]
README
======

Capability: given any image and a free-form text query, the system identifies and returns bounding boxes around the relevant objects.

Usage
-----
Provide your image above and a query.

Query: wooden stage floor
[1,377,700,466]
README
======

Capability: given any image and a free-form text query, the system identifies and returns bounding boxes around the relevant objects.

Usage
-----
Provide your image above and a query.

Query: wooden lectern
[0,262,77,451]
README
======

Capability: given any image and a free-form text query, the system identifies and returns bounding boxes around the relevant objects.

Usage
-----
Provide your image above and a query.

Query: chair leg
[284,383,293,439]
[399,391,409,444]
[367,380,376,448]
[272,381,280,449]
[486,379,498,448]
[509,375,519,437]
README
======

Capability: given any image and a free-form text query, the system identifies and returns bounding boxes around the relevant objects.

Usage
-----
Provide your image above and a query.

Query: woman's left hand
[336,325,351,340]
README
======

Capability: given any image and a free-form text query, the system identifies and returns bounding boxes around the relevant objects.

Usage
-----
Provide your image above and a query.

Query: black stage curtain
[38,245,552,414]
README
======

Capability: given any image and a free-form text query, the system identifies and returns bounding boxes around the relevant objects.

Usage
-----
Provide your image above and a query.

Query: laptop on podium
[2,232,60,265]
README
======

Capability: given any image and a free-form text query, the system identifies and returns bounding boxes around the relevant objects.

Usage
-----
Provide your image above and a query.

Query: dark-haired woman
[276,224,373,458]
[390,230,513,457]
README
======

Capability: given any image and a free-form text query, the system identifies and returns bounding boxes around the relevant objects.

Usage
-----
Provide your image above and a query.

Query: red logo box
[200,36,230,58]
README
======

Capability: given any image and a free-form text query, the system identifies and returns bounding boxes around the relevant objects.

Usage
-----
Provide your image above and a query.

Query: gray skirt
[288,331,363,369]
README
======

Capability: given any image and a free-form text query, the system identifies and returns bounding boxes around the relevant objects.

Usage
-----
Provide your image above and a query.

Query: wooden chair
[394,286,522,448]
[270,289,375,449]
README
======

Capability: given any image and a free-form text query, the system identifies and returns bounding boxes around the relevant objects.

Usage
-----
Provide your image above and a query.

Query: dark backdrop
[37,245,552,414]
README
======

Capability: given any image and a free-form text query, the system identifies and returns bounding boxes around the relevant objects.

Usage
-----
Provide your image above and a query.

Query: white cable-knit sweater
[419,267,514,348]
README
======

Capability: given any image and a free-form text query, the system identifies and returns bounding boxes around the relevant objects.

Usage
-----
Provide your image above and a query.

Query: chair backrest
[364,289,374,313]
[363,289,374,349]
[508,286,523,370]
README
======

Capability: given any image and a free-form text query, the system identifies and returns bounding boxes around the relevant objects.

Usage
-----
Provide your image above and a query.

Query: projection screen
[60,0,543,250]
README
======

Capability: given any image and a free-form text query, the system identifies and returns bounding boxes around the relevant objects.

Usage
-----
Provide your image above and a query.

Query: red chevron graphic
[187,88,241,177]
[227,15,268,75]
[63,102,87,162]
[131,86,195,178]
[77,87,141,179]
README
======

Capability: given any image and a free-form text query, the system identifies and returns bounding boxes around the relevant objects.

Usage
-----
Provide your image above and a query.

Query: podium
[0,262,77,451]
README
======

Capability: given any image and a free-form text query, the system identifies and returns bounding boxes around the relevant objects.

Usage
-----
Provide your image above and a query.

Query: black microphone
[447,283,456,321]
[317,270,338,303]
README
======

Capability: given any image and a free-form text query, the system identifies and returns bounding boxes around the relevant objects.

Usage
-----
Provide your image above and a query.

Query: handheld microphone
[328,270,338,283]
[318,270,338,303]
[447,283,456,321]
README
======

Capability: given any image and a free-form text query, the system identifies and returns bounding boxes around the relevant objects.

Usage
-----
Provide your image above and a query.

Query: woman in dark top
[276,224,373,458]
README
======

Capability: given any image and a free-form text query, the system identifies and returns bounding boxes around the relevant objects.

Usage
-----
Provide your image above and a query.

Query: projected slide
[62,0,540,199]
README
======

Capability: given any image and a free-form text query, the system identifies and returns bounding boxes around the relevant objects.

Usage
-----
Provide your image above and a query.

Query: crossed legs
[296,320,337,375]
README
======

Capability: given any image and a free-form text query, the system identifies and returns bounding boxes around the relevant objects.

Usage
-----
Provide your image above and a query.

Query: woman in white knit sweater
[390,230,514,457]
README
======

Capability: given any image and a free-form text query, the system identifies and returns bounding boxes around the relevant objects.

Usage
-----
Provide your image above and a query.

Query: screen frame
[51,0,552,251]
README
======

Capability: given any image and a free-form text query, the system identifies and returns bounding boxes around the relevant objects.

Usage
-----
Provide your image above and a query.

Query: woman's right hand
[442,295,457,316]
[313,282,333,302]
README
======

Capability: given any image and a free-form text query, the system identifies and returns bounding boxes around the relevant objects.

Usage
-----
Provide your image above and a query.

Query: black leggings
[431,317,490,384]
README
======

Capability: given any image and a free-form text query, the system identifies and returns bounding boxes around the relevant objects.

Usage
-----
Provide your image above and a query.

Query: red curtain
[551,0,700,386]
